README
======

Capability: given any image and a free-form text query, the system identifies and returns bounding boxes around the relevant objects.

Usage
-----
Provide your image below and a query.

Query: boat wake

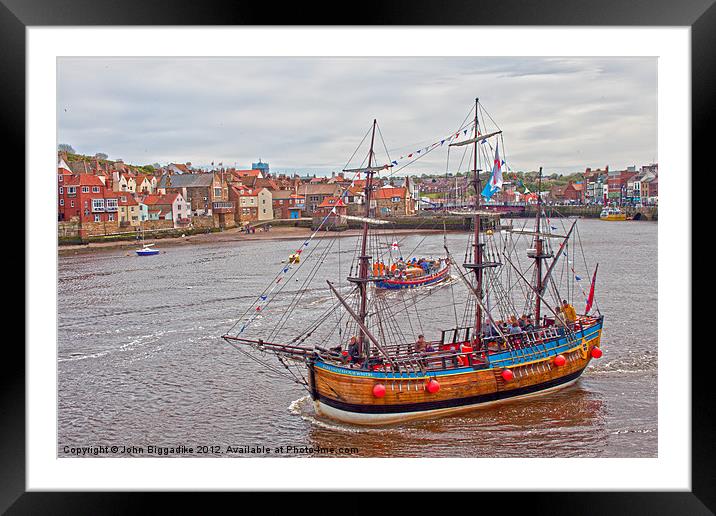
[587,350,657,375]
[288,395,391,434]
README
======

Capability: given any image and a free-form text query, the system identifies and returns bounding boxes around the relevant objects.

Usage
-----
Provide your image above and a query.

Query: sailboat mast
[357,119,378,358]
[534,166,543,325]
[472,98,483,337]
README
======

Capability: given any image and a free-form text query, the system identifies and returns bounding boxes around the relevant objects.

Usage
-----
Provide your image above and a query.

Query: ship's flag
[481,142,503,201]
[391,241,399,251]
[585,264,599,314]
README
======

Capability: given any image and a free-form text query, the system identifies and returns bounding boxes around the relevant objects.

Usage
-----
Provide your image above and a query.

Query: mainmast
[471,98,483,337]
[357,120,377,358]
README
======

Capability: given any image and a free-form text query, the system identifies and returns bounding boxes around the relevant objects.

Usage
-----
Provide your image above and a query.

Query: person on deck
[347,336,361,364]
[519,314,529,330]
[560,299,577,325]
[509,322,522,334]
[523,316,535,332]
[415,334,427,353]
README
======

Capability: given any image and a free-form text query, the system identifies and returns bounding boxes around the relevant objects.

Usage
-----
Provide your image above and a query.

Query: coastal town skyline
[57,57,657,176]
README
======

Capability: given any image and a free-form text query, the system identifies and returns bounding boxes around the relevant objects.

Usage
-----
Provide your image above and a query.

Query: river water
[58,218,657,458]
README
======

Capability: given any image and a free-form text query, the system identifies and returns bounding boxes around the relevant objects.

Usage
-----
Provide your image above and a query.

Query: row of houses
[57,155,418,237]
[554,165,659,205]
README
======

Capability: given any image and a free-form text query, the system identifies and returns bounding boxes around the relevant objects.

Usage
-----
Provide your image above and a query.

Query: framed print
[6,0,711,512]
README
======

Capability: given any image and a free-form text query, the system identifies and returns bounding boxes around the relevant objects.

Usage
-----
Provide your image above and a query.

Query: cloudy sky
[57,57,657,176]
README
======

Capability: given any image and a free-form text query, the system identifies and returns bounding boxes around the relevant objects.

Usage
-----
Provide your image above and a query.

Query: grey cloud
[57,56,656,175]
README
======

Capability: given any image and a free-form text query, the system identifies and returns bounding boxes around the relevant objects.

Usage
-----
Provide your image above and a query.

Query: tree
[94,152,108,160]
[58,143,75,153]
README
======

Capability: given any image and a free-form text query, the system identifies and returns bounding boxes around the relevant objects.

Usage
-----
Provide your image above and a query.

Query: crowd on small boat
[372,257,444,278]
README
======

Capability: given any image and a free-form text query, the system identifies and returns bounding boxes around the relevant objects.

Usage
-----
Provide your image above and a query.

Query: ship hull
[376,264,451,290]
[600,214,627,221]
[308,321,602,426]
[314,374,581,425]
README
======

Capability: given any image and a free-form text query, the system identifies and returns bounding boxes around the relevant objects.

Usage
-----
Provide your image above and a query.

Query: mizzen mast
[531,166,553,325]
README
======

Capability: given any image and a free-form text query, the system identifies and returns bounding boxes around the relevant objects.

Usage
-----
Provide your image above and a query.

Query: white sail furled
[340,214,390,225]
[342,165,393,173]
[448,130,502,147]
[508,229,568,238]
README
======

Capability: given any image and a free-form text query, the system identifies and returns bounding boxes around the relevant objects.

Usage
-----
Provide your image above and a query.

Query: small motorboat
[136,243,160,256]
[599,206,627,221]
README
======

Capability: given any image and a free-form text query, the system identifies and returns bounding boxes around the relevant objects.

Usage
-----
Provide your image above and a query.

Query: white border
[28,27,690,491]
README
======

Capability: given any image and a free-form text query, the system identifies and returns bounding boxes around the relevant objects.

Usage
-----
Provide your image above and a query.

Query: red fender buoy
[591,347,603,359]
[554,354,566,367]
[373,384,386,398]
[501,369,514,381]
[426,379,440,394]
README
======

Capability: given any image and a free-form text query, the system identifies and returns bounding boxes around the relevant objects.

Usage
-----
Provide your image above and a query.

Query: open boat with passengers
[222,99,604,425]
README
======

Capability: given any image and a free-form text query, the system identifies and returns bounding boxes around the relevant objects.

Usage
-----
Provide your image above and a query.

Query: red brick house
[563,182,585,203]
[270,189,304,219]
[373,186,414,217]
[58,174,119,224]
[316,196,347,217]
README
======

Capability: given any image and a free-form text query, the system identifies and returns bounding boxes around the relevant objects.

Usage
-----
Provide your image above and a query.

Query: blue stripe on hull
[314,321,602,379]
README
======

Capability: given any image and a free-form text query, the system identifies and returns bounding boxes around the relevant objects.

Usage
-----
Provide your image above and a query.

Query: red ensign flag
[585,264,599,314]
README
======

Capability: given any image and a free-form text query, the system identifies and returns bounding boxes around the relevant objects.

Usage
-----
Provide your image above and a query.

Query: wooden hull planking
[308,324,602,425]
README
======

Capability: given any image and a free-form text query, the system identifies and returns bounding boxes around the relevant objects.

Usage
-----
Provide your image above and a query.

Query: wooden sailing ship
[223,99,603,425]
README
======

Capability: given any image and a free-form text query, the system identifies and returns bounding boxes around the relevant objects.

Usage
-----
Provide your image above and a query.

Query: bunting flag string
[234,167,366,336]
[390,121,495,169]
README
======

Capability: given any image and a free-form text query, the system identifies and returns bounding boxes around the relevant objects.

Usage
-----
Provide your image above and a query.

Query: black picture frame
[5,0,709,512]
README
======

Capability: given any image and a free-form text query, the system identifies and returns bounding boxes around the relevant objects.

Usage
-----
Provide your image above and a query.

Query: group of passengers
[482,300,578,338]
[334,300,578,367]
[484,314,535,337]
[371,257,442,278]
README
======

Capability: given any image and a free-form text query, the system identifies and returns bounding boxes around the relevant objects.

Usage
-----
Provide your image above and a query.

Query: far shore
[58,226,449,255]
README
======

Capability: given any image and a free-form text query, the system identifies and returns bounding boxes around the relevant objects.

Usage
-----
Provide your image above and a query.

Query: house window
[92,198,105,212]
[82,186,90,193]
[106,198,118,212]
[92,186,100,193]
[391,197,401,203]
[59,187,64,194]
[58,175,63,182]
[108,213,115,221]
[94,214,101,222]
[70,200,75,208]
[60,199,64,206]
[67,187,76,194]
[214,187,222,197]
